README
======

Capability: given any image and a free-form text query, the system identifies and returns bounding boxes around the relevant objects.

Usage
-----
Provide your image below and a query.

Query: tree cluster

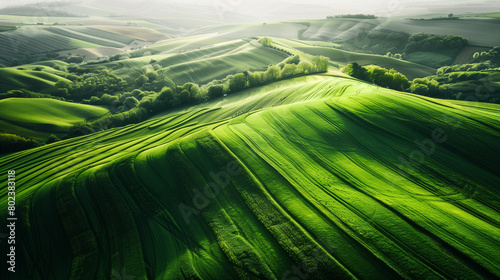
[473,46,500,66]
[258,37,273,47]
[403,33,468,57]
[342,32,468,68]
[342,31,410,55]
[343,60,500,104]
[75,55,329,133]
[342,63,410,91]
[0,133,40,154]
[0,89,64,101]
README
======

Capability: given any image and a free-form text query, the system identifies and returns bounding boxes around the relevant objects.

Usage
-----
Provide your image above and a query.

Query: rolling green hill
[0,22,170,64]
[272,38,436,79]
[0,67,70,92]
[0,98,109,140]
[1,74,499,279]
[109,38,290,84]
[301,18,500,48]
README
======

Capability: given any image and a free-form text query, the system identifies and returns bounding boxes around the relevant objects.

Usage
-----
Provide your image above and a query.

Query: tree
[281,64,297,79]
[135,75,149,86]
[46,134,61,144]
[158,87,173,101]
[178,89,191,105]
[66,56,84,63]
[409,83,429,95]
[312,56,330,72]
[390,73,410,90]
[55,79,71,89]
[342,62,366,80]
[182,83,200,100]
[100,94,119,106]
[297,61,312,74]
[68,122,94,137]
[264,65,281,82]
[152,87,173,111]
[124,97,139,109]
[146,71,158,81]
[208,84,224,99]
[258,37,273,47]
[343,64,409,91]
[285,55,300,65]
[0,133,40,154]
[229,73,247,92]
[248,72,262,87]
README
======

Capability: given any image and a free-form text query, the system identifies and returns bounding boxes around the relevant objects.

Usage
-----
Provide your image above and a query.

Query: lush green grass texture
[0,67,70,92]
[0,75,499,279]
[0,98,109,140]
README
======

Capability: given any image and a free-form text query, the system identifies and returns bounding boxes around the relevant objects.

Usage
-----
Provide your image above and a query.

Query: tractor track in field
[2,75,500,279]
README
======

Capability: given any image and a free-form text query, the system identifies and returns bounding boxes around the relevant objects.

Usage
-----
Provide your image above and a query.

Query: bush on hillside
[0,133,40,154]
[342,63,410,91]
[258,37,273,47]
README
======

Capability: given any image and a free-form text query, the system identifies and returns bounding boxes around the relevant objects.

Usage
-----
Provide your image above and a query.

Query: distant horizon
[0,0,499,22]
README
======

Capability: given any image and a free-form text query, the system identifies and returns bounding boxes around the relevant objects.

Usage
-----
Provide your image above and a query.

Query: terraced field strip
[156,40,289,84]
[214,93,500,278]
[0,26,72,58]
[0,98,109,140]
[45,27,126,48]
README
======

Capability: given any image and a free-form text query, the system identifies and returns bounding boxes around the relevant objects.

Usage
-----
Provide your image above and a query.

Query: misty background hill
[1,0,500,25]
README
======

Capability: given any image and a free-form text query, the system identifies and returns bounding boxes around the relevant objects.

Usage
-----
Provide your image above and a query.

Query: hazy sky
[1,0,499,21]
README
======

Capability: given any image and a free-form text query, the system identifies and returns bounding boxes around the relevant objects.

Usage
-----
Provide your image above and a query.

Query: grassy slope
[302,18,500,48]
[0,21,168,61]
[0,98,109,140]
[0,67,70,92]
[273,38,436,79]
[111,38,289,84]
[1,74,499,279]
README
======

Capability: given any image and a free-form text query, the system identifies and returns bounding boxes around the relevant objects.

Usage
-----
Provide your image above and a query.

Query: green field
[0,98,109,140]
[302,18,500,48]
[105,38,290,84]
[273,38,436,79]
[1,74,499,279]
[0,5,500,279]
[0,22,167,63]
[0,67,70,92]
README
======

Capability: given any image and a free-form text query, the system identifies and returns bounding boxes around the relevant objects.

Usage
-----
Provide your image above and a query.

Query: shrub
[229,73,247,92]
[208,85,224,99]
[0,133,40,154]
[124,97,139,109]
[46,134,61,144]
[258,37,273,47]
